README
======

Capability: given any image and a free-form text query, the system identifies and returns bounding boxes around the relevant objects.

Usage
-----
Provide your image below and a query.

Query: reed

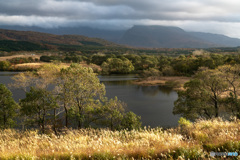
[0,118,239,159]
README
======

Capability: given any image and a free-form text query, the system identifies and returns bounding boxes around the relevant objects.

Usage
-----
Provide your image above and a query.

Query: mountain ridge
[119,25,219,48]
[0,25,240,48]
[0,28,118,51]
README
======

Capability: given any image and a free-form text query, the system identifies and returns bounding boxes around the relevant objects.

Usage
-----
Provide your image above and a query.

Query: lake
[0,72,180,128]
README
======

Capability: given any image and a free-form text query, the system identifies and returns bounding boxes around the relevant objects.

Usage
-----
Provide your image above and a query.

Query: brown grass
[0,54,41,61]
[0,118,239,159]
[133,76,191,90]
[8,62,101,72]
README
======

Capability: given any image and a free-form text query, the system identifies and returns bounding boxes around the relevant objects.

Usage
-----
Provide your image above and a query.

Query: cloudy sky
[0,0,240,38]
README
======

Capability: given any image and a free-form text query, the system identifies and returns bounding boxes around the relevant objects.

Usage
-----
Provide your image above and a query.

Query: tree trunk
[53,108,58,136]
[42,108,46,134]
[78,105,82,129]
[64,103,68,128]
[3,113,6,129]
[214,95,219,117]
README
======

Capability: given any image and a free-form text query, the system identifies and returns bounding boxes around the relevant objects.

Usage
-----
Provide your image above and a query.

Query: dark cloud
[0,0,240,38]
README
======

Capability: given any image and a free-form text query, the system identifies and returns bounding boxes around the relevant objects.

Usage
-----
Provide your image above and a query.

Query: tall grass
[0,118,239,159]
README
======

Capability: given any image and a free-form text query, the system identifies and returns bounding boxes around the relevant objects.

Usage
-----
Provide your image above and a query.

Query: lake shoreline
[132,76,191,91]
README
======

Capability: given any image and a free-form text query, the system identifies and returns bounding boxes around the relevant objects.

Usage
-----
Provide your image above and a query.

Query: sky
[0,0,240,38]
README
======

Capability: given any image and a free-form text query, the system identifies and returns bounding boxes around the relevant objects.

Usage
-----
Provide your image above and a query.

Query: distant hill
[189,32,240,47]
[0,29,117,51]
[119,25,240,48]
[0,25,125,43]
[0,25,240,49]
[119,25,219,48]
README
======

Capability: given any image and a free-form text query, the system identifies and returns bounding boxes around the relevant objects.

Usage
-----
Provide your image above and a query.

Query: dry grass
[0,54,41,61]
[133,76,190,90]
[9,62,101,72]
[0,118,239,159]
[0,128,185,159]
[10,62,69,71]
[11,62,46,70]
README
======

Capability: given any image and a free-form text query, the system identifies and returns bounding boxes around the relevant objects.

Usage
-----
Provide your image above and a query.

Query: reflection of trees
[102,80,133,86]
[141,86,159,96]
[158,86,173,95]
[136,85,173,97]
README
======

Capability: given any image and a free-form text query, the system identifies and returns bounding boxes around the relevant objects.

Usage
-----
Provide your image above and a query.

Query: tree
[0,84,19,129]
[173,68,228,120]
[141,68,162,79]
[120,111,142,130]
[11,63,142,130]
[10,63,61,92]
[101,97,125,130]
[59,64,105,129]
[12,64,62,132]
[19,87,58,133]
[218,65,240,117]
[101,58,134,74]
[0,61,11,71]
[140,55,159,69]
[97,97,142,130]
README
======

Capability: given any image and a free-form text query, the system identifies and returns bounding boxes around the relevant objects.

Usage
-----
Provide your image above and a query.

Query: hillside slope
[0,29,117,51]
[119,25,222,48]
[189,32,240,47]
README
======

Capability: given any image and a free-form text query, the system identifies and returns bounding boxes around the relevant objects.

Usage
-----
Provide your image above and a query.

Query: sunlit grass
[0,118,239,159]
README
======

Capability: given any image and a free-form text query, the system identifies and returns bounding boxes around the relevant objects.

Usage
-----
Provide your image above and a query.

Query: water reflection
[101,75,180,127]
[103,80,174,97]
[137,85,173,97]
[0,71,20,76]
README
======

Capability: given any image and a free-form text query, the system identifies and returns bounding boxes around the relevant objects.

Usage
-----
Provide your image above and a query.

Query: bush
[120,111,142,130]
[0,61,11,70]
[40,56,53,62]
[141,68,162,79]
[161,65,175,76]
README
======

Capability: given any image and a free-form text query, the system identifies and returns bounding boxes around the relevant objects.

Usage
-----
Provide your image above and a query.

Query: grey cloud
[0,0,240,38]
[0,0,240,22]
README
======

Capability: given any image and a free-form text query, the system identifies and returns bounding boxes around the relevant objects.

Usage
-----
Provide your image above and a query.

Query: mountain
[189,32,240,47]
[119,25,238,48]
[1,25,240,48]
[119,25,240,48]
[0,29,118,51]
[0,25,125,43]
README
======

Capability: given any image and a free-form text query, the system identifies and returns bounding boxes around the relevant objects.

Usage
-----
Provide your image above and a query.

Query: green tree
[101,97,125,130]
[171,55,198,76]
[59,64,105,129]
[101,58,134,74]
[0,61,11,71]
[158,55,172,71]
[173,68,228,120]
[141,68,162,79]
[120,111,142,130]
[12,63,142,130]
[0,84,19,129]
[19,87,58,133]
[218,65,240,117]
[98,97,142,130]
[140,55,159,69]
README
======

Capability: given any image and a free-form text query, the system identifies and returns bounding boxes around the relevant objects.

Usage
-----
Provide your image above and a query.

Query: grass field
[0,118,239,159]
